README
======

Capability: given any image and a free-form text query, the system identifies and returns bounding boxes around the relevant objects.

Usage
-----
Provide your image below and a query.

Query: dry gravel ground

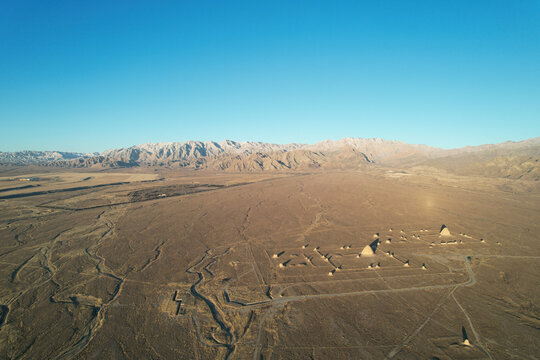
[0,168,539,359]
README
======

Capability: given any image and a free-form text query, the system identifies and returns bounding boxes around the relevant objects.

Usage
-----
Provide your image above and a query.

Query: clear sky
[1,1,539,152]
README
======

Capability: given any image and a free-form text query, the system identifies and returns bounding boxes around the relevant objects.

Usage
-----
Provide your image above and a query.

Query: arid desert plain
[0,165,539,359]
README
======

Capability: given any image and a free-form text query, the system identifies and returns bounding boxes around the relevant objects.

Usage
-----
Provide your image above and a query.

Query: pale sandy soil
[0,168,539,359]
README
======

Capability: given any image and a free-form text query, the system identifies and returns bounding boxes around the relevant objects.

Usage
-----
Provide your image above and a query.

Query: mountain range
[1,137,539,179]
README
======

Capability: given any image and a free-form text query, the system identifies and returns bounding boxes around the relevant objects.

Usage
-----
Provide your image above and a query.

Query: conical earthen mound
[440,224,451,236]
[361,245,375,256]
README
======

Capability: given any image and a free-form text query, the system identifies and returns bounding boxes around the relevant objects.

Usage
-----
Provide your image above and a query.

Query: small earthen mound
[404,260,410,267]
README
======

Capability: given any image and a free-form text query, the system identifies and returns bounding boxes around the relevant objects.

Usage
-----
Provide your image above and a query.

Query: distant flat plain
[0,166,539,359]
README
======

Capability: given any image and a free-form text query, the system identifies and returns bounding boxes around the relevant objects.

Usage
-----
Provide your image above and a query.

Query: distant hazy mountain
[418,140,540,180]
[309,137,445,164]
[1,138,539,179]
[0,150,97,165]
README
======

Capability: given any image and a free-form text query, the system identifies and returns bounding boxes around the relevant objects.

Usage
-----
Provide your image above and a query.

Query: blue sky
[1,1,539,152]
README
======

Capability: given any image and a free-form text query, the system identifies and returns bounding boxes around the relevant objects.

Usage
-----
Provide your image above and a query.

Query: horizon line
[1,136,539,154]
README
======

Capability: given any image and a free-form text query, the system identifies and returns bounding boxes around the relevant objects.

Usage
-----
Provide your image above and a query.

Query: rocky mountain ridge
[1,138,539,179]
